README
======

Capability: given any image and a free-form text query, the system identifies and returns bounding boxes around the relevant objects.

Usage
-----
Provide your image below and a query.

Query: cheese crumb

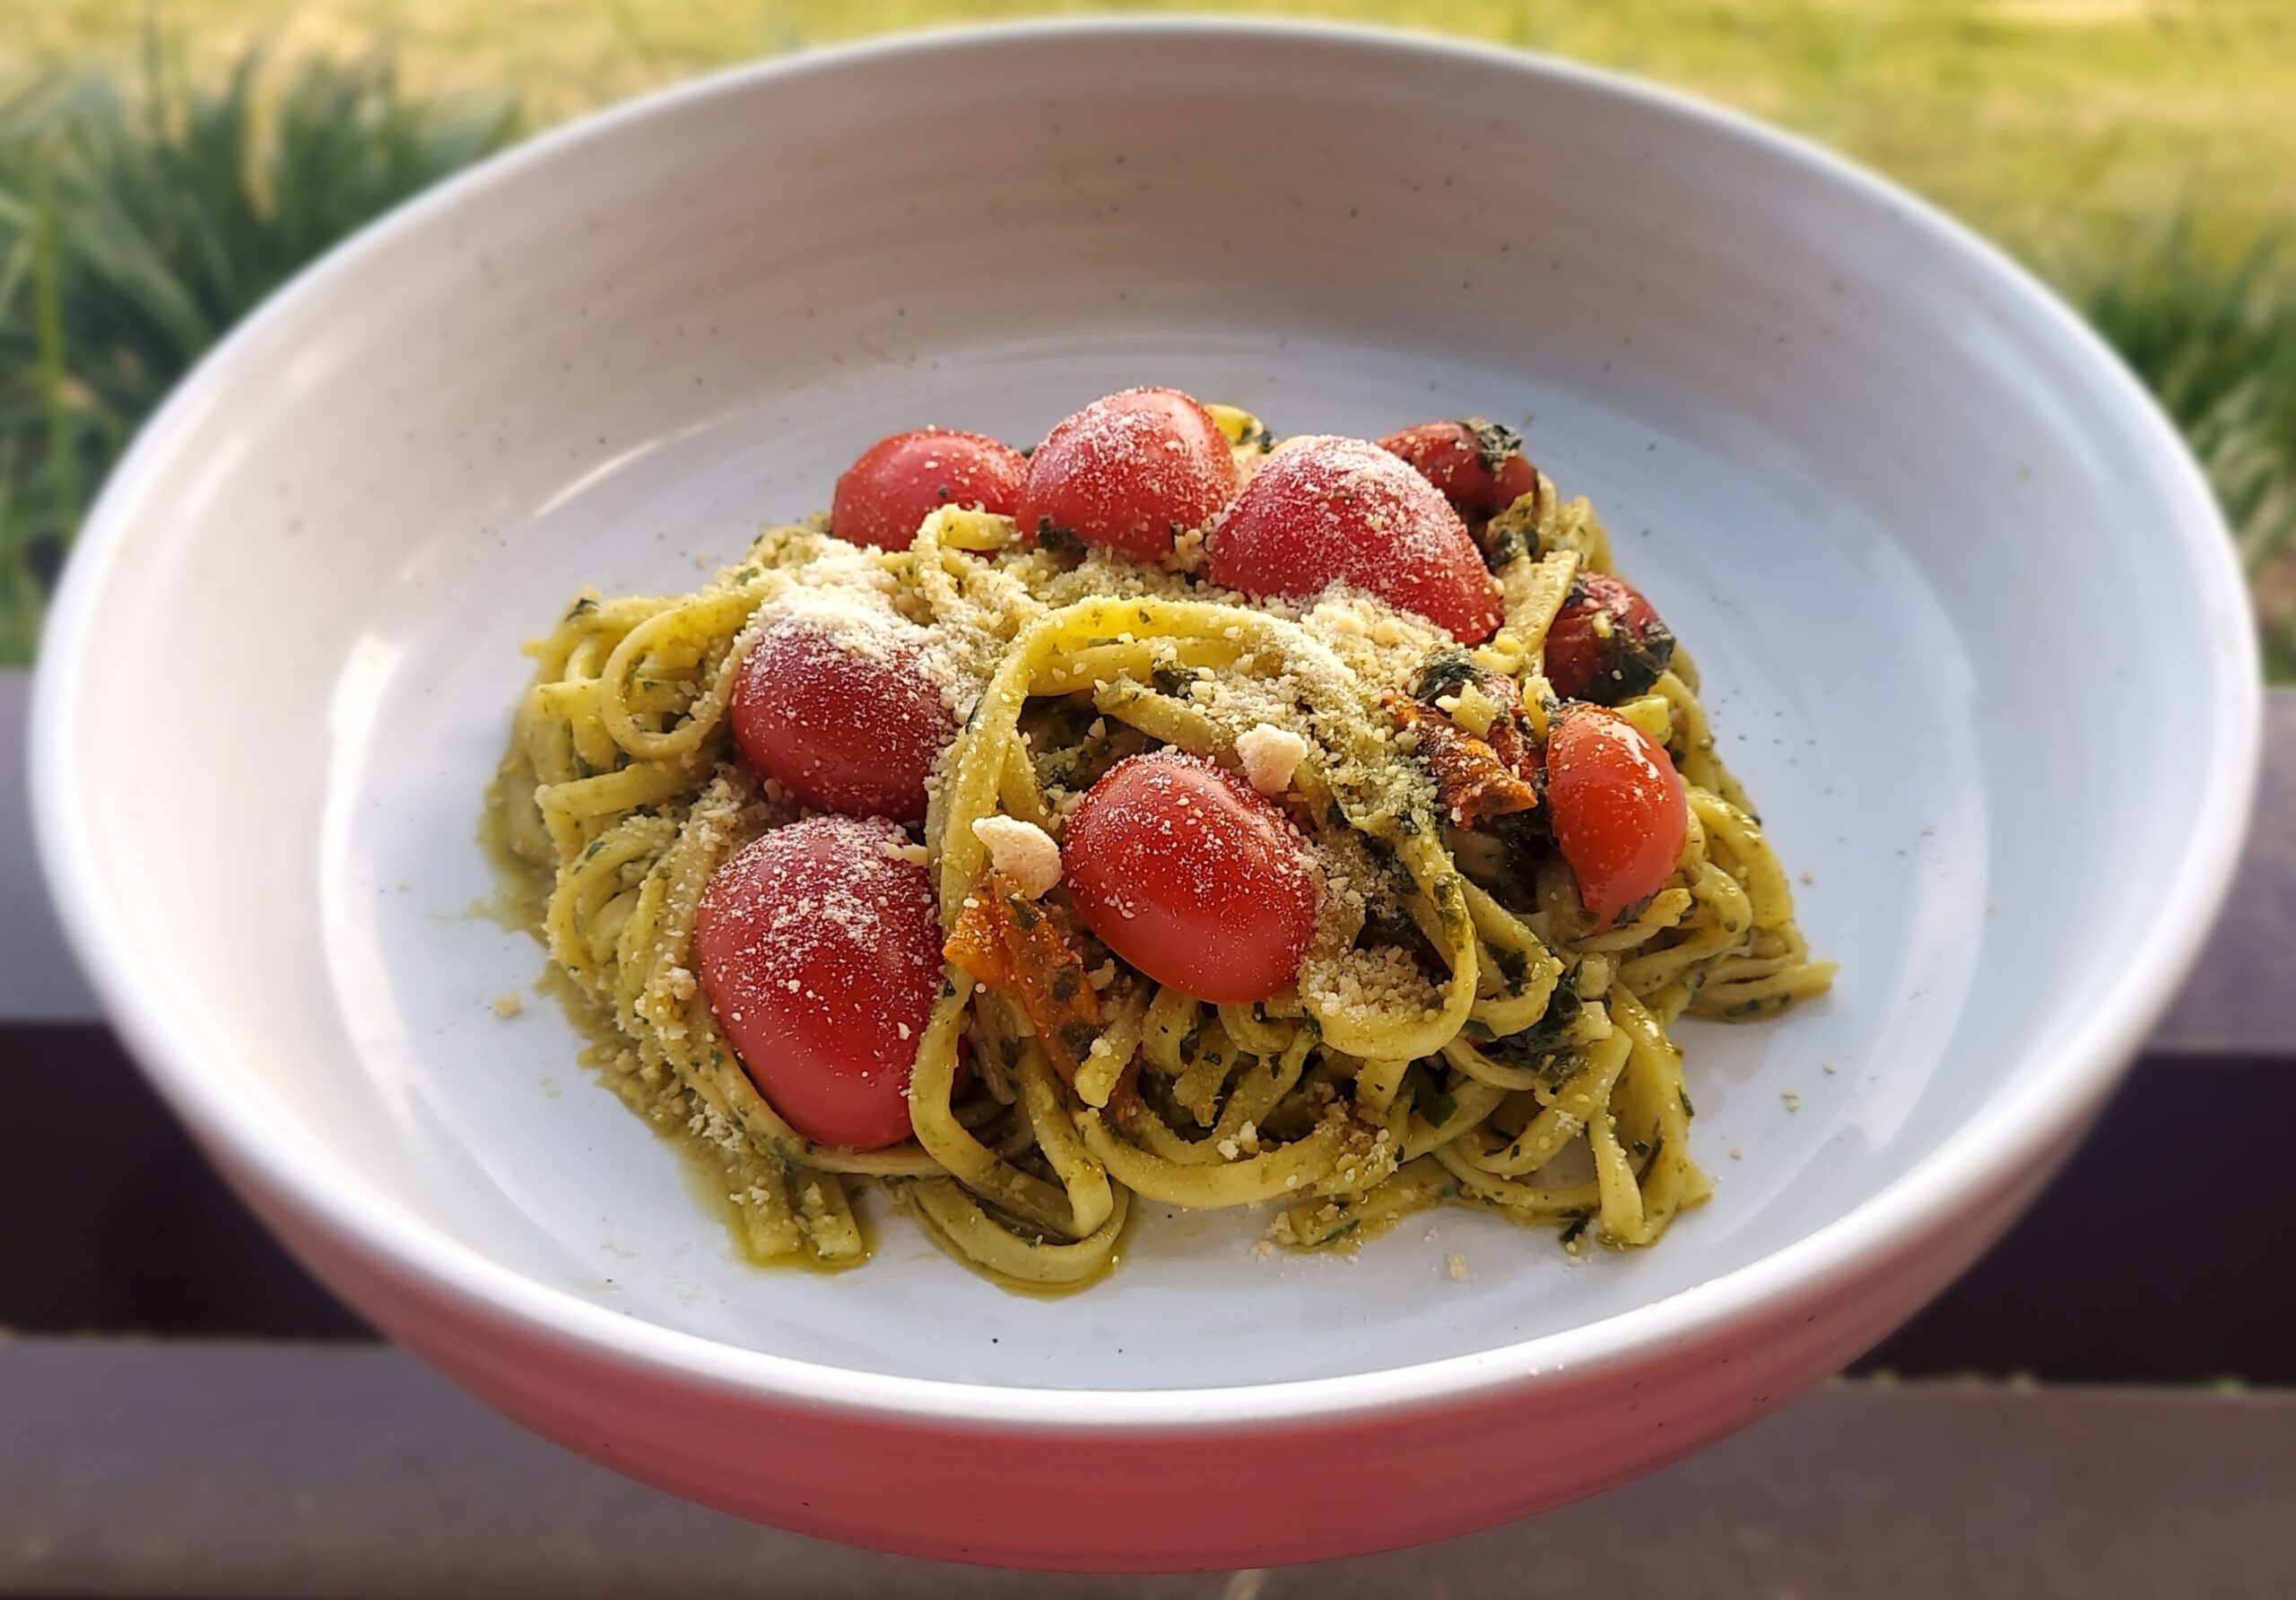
[882,838,930,867]
[1781,1088,1802,1111]
[490,993,524,1019]
[1235,722,1310,796]
[1449,681,1500,738]
[1446,1252,1470,1282]
[970,814,1063,899]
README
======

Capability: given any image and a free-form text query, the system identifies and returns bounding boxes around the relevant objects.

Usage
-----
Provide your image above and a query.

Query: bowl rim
[30,15,2262,1430]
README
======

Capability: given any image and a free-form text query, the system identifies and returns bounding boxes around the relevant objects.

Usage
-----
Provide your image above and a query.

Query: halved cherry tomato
[729,614,952,822]
[694,816,939,1150]
[1016,387,1238,561]
[1061,748,1317,1004]
[1378,419,1536,517]
[831,427,1027,551]
[1543,572,1676,704]
[1544,706,1688,930]
[1205,435,1503,642]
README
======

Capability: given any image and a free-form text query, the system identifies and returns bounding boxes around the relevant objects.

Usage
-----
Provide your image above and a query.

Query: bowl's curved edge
[29,15,2265,1439]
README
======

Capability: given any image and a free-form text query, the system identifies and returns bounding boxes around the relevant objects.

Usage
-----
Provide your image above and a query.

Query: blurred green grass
[1,2,2292,669]
[0,47,517,657]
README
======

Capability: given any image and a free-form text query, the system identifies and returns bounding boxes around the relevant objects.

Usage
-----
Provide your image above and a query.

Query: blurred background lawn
[2,0,2292,670]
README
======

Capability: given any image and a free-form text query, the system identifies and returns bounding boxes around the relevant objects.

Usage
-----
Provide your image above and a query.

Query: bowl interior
[43,27,2250,1391]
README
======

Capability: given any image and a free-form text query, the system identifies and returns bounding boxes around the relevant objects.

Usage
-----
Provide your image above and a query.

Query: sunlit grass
[0,5,2291,669]
[2067,226,2296,677]
[0,48,518,657]
[14,1,2294,253]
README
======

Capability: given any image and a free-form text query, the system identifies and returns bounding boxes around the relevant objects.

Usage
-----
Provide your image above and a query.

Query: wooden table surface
[3,1343,2292,1599]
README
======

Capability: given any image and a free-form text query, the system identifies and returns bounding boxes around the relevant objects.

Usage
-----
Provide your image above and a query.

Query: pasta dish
[489,388,1833,1290]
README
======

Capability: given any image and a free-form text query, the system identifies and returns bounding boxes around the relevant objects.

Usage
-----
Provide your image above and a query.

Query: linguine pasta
[489,406,1833,1291]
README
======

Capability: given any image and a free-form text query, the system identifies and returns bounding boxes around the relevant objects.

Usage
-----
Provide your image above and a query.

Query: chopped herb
[1326,800,1350,829]
[1058,1020,1096,1057]
[1412,646,1483,706]
[1004,894,1041,931]
[1474,964,1583,1068]
[1558,1212,1591,1248]
[1481,524,1529,572]
[999,1038,1023,1070]
[571,753,596,779]
[1492,947,1529,993]
[1150,660,1188,696]
[564,595,598,620]
[1678,1089,1696,1117]
[1462,415,1526,476]
[1421,1091,1458,1127]
[1050,966,1079,1002]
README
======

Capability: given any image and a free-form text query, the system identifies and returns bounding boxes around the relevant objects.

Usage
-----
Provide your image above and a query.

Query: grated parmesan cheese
[1235,723,1309,796]
[970,814,1064,899]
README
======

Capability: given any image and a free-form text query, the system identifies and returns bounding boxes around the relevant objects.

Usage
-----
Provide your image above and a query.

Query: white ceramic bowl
[32,20,2258,1570]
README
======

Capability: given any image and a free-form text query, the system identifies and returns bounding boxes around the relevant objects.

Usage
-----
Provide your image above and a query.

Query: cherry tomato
[1205,435,1503,642]
[1544,706,1688,929]
[831,427,1027,552]
[1016,387,1239,561]
[1061,748,1317,1004]
[694,816,940,1150]
[729,614,952,822]
[1378,419,1536,517]
[1542,571,1677,704]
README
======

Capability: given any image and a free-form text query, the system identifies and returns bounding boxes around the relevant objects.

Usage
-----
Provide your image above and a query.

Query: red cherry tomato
[831,428,1027,552]
[1016,387,1239,561]
[694,816,940,1150]
[1543,572,1677,704]
[729,614,952,822]
[1378,419,1536,517]
[1544,706,1688,930]
[1061,748,1317,1004]
[1205,436,1503,642]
